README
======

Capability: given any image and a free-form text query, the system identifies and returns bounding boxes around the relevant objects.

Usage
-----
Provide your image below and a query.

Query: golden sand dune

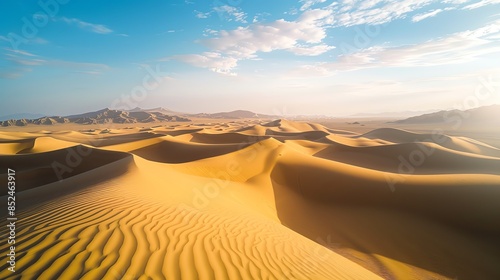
[313,141,500,174]
[1,119,499,279]
[359,128,500,156]
[187,132,269,144]
[0,138,36,155]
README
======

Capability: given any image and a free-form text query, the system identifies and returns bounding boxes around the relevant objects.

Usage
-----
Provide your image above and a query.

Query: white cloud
[299,0,327,11]
[58,17,113,34]
[285,8,299,15]
[203,9,333,58]
[194,5,247,23]
[288,44,335,56]
[297,20,500,73]
[312,0,500,27]
[171,52,239,75]
[252,12,271,24]
[194,10,210,19]
[173,9,334,74]
[203,28,218,37]
[463,0,500,9]
[442,0,469,3]
[330,0,436,27]
[214,5,247,23]
[412,9,443,22]
[173,0,500,76]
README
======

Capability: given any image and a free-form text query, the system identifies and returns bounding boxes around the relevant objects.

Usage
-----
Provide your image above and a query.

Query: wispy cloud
[252,12,270,23]
[0,47,110,79]
[442,0,470,4]
[194,10,210,19]
[463,0,500,9]
[58,17,113,34]
[299,0,327,11]
[412,9,444,22]
[1,48,45,79]
[169,52,238,76]
[194,5,248,23]
[0,35,48,45]
[47,60,110,73]
[329,0,436,27]
[288,44,335,56]
[295,19,500,74]
[214,5,247,23]
[301,0,500,27]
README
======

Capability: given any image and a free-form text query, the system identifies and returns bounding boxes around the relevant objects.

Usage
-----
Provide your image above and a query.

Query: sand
[1,119,499,279]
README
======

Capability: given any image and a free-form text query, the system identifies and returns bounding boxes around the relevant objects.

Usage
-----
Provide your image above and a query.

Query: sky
[1,0,500,117]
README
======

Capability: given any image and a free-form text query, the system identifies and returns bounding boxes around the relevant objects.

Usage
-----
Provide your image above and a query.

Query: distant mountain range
[0,108,279,127]
[350,109,439,119]
[0,113,46,121]
[126,107,184,116]
[189,110,277,119]
[392,104,500,124]
[10,105,497,127]
[1,108,190,127]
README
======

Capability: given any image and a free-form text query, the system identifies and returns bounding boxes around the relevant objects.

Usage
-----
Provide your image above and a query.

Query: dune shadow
[128,139,254,163]
[0,145,132,192]
[269,158,500,279]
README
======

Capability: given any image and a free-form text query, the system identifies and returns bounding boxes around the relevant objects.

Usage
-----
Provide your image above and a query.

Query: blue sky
[1,0,500,116]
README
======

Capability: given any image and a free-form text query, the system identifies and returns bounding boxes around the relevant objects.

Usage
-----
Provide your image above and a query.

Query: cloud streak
[58,17,113,34]
[194,5,248,23]
[463,0,500,9]
[412,9,444,22]
[213,5,247,23]
[0,48,110,79]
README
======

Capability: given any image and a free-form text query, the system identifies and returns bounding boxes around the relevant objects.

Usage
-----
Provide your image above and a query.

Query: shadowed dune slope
[359,128,500,156]
[103,136,255,163]
[313,141,500,174]
[0,145,132,191]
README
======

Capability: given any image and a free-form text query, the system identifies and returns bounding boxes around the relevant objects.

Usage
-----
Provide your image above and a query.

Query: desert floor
[1,118,499,279]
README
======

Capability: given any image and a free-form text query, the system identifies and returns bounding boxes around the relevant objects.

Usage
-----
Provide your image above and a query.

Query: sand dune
[104,136,256,163]
[313,141,500,174]
[1,119,499,279]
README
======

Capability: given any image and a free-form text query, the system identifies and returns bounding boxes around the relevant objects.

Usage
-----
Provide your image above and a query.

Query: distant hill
[350,109,438,119]
[0,113,45,121]
[1,108,190,127]
[392,104,500,125]
[126,107,184,115]
[190,110,277,119]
